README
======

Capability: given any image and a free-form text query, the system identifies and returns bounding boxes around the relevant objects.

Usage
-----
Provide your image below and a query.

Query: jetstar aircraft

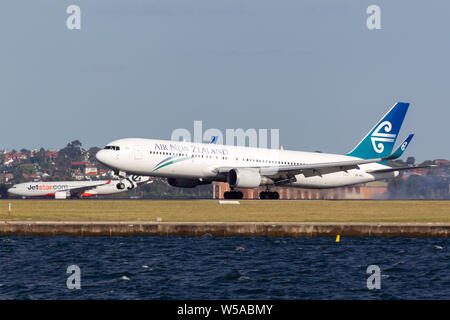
[96,102,432,199]
[8,175,151,199]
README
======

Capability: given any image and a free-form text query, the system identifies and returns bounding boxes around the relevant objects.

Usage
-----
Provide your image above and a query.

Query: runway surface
[0,199,449,222]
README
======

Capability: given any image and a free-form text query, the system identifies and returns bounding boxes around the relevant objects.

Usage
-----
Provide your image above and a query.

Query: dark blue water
[0,236,448,299]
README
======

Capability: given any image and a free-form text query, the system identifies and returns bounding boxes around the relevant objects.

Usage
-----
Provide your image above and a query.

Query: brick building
[212,181,388,200]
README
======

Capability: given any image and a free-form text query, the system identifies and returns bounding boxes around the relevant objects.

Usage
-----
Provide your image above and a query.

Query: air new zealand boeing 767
[96,102,431,199]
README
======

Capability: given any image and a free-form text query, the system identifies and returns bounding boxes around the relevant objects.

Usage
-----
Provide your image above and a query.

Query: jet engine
[227,168,273,189]
[54,191,69,199]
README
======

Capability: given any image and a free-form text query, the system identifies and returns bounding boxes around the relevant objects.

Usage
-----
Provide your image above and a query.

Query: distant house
[411,168,428,176]
[3,152,27,166]
[0,173,14,182]
[85,172,99,179]
[71,161,90,170]
[434,159,450,166]
[72,172,85,181]
[22,173,40,181]
[85,165,98,175]
[45,150,59,161]
[81,149,90,162]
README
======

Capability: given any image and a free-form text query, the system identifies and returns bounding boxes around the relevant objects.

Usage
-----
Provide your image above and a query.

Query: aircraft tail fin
[347,102,409,160]
[383,134,414,161]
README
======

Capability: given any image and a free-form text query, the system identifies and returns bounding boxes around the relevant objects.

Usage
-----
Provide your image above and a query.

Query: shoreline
[0,221,449,237]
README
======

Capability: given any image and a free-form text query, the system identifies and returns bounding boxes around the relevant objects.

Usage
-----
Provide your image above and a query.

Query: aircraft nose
[7,187,17,195]
[96,150,109,165]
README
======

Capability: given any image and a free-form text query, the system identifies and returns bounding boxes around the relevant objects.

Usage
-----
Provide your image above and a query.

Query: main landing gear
[259,191,279,200]
[223,188,280,200]
[224,190,243,199]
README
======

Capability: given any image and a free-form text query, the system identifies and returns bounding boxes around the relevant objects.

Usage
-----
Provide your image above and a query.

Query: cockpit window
[104,146,120,151]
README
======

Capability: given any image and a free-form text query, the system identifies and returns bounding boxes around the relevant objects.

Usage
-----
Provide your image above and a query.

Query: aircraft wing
[217,157,385,179]
[261,158,379,177]
[216,134,416,179]
[66,180,112,195]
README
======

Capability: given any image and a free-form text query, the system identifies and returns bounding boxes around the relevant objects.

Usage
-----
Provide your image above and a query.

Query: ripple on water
[0,236,449,299]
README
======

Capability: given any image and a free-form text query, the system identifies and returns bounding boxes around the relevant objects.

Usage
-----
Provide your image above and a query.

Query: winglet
[383,134,414,161]
[210,136,218,144]
[105,180,111,185]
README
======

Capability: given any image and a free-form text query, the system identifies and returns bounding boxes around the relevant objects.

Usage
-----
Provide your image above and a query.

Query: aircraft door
[134,145,145,160]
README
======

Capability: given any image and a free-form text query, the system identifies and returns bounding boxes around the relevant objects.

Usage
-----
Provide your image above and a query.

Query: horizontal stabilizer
[367,164,438,174]
[383,134,414,160]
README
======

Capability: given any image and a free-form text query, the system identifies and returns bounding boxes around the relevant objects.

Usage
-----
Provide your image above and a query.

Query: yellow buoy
[336,235,340,242]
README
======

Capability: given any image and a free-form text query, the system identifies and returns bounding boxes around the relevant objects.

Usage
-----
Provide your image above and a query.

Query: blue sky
[1,0,449,161]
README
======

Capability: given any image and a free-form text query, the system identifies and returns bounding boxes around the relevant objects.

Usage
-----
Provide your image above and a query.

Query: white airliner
[8,175,151,199]
[96,102,430,199]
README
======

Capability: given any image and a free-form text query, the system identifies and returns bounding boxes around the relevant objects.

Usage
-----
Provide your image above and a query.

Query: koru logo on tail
[370,121,396,153]
[400,141,408,151]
